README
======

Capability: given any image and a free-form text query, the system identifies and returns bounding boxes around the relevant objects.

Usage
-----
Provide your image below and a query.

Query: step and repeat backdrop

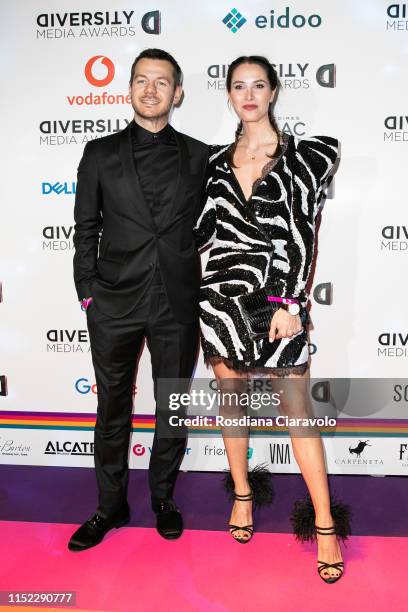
[1,0,407,474]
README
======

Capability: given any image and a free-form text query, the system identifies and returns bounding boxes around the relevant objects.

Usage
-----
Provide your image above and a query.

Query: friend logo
[84,55,115,87]
[222,8,247,32]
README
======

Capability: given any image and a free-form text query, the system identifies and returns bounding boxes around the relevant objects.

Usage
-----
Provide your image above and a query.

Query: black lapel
[118,123,155,231]
[157,127,189,230]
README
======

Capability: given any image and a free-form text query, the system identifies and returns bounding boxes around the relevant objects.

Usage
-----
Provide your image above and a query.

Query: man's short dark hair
[129,48,183,87]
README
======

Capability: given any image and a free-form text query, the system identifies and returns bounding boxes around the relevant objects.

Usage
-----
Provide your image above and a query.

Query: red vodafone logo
[133,443,146,457]
[84,56,115,87]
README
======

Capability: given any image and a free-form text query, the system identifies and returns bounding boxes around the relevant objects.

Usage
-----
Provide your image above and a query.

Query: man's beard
[132,98,174,121]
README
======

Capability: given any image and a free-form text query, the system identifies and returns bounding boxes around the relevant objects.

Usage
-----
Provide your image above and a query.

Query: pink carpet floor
[0,521,404,612]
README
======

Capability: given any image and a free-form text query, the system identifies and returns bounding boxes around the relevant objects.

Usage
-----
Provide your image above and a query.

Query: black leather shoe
[155,499,183,540]
[68,505,130,552]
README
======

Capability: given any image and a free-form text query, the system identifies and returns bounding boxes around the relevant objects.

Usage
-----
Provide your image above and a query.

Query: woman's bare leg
[212,361,251,541]
[271,368,343,579]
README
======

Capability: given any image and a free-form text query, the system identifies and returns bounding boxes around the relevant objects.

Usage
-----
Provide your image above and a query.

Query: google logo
[75,377,137,395]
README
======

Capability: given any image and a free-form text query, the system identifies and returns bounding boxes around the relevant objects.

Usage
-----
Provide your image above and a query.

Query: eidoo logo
[223,6,322,33]
[85,56,115,87]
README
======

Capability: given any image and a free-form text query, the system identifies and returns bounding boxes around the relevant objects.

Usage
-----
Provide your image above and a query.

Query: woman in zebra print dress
[194,56,350,583]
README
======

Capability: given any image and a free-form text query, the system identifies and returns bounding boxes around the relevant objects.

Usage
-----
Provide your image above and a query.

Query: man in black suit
[68,49,208,551]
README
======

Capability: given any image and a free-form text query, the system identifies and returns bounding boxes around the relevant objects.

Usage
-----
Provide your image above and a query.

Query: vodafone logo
[133,443,146,457]
[85,55,115,87]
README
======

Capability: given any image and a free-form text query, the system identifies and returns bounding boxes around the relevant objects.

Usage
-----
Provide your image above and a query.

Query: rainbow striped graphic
[1,411,408,437]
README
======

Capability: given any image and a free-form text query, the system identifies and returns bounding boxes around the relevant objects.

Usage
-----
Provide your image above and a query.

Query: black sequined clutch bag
[237,287,281,341]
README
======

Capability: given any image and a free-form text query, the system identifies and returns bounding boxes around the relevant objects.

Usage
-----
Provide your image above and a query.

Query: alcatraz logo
[45,441,94,456]
[36,10,161,39]
[85,56,115,87]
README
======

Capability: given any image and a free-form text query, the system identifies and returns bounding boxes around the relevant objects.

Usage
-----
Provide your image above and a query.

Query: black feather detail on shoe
[223,463,274,508]
[290,495,352,542]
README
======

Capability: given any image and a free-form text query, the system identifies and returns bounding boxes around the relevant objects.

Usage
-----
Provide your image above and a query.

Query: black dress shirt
[130,120,178,223]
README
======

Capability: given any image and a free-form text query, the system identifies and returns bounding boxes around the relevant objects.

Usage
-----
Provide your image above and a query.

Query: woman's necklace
[245,141,279,161]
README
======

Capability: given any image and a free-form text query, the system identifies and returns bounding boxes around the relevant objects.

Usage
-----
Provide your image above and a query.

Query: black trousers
[86,268,199,516]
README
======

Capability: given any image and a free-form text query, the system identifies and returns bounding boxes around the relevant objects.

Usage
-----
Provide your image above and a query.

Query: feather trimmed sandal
[290,495,351,584]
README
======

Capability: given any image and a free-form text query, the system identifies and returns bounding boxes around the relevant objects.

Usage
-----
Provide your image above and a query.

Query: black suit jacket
[73,122,208,322]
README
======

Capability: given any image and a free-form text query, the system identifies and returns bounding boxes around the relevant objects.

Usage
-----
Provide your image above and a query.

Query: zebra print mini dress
[194,133,339,376]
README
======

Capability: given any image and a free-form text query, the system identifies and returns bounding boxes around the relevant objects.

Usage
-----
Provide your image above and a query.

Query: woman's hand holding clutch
[268,309,302,343]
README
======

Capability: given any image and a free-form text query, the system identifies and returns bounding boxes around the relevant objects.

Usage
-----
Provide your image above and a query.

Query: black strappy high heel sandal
[223,464,274,544]
[315,524,344,584]
[229,491,254,544]
[291,495,351,584]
